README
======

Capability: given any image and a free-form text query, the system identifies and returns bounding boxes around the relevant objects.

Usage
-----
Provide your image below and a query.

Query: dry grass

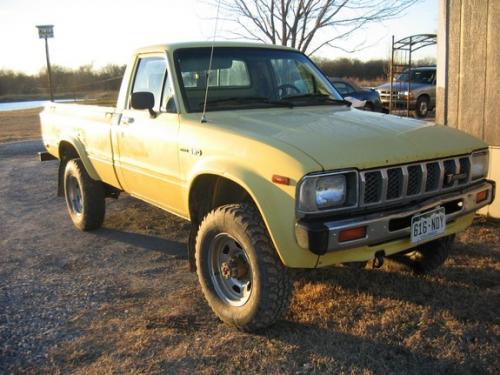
[31,200,499,375]
[0,108,42,143]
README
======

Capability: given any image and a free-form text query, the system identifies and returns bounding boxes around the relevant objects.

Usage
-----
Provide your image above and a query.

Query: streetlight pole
[36,25,54,102]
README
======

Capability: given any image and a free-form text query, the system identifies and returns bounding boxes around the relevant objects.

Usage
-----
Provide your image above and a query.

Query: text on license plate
[411,207,446,243]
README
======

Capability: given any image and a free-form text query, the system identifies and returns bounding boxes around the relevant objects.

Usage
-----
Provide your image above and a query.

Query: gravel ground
[0,140,191,372]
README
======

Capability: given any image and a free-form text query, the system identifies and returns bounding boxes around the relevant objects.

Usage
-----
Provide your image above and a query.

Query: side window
[215,60,250,86]
[131,56,166,111]
[179,58,250,88]
[344,83,355,93]
[333,82,349,95]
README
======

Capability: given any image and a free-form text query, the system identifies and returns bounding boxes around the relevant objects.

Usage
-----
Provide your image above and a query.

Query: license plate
[411,207,446,243]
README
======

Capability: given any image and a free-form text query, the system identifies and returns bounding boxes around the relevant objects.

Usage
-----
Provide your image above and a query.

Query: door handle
[122,116,135,125]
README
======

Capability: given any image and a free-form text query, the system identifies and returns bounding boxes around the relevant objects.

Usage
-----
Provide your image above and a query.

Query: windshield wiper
[280,93,351,107]
[201,96,294,108]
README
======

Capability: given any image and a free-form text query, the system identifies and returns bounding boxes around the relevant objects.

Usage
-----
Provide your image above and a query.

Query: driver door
[116,54,183,214]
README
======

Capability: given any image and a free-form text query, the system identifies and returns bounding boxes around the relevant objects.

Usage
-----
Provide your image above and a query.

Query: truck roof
[134,41,297,54]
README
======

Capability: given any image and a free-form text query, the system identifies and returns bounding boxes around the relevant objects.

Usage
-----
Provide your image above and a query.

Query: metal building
[436,0,499,218]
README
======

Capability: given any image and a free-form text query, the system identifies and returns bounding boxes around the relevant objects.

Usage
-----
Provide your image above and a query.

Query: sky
[0,0,437,74]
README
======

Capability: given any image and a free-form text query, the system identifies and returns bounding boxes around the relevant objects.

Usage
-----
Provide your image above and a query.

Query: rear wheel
[392,236,453,274]
[64,159,105,231]
[195,203,292,331]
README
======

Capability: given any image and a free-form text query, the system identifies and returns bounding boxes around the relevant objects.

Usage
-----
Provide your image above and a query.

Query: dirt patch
[0,108,42,143]
[1,141,499,374]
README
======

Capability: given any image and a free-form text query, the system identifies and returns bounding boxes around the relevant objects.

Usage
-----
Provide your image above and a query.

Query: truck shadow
[96,228,187,258]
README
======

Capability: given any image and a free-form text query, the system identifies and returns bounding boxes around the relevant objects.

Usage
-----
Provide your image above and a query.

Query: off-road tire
[195,203,292,331]
[395,235,453,274]
[64,158,105,231]
[415,96,430,118]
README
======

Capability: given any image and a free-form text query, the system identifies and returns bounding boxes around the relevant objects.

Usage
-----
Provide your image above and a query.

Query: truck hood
[204,106,486,171]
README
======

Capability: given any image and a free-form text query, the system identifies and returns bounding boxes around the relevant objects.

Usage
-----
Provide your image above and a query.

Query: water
[0,99,77,111]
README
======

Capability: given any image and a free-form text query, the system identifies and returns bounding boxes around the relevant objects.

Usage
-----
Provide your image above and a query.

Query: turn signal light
[272,175,290,185]
[338,226,367,242]
[476,190,488,203]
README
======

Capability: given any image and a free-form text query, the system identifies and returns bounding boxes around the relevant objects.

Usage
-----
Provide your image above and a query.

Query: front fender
[186,157,319,268]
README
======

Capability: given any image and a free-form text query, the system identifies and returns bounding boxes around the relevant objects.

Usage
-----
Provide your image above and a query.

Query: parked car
[376,66,436,118]
[39,42,494,331]
[329,77,384,112]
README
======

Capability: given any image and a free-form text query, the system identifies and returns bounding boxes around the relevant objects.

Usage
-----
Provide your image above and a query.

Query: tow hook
[373,250,385,268]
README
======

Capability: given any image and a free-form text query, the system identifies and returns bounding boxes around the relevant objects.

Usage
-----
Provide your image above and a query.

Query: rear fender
[57,137,101,196]
[59,136,100,181]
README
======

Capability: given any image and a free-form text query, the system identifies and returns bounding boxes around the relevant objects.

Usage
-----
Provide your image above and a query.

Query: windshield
[174,47,343,112]
[396,69,435,84]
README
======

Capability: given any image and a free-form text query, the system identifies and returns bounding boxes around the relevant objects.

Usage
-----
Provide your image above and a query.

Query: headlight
[400,91,413,98]
[316,175,346,208]
[471,150,489,180]
[298,171,358,213]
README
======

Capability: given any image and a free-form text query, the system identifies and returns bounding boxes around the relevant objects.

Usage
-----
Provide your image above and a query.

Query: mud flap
[57,160,66,197]
[188,225,198,272]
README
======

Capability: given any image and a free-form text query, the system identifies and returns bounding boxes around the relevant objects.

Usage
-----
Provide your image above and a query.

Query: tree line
[0,64,125,101]
[314,57,388,83]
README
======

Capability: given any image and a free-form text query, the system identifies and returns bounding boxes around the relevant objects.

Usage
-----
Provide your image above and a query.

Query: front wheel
[64,159,105,231]
[195,203,292,331]
[415,96,430,118]
[364,102,375,111]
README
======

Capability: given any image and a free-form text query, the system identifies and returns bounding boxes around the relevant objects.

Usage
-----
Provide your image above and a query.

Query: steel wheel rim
[419,101,428,115]
[67,176,83,216]
[208,233,253,306]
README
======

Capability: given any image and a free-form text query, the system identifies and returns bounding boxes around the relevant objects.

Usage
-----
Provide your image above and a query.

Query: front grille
[425,162,440,191]
[359,155,472,207]
[407,165,422,195]
[364,171,382,203]
[378,90,399,101]
[387,168,403,199]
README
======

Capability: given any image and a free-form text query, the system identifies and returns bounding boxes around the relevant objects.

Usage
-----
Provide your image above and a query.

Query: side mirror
[131,92,156,118]
[131,91,154,110]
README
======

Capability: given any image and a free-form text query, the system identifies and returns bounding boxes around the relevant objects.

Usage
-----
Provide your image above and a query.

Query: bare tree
[212,0,421,55]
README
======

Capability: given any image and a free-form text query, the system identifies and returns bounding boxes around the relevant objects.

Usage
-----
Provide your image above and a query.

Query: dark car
[329,77,385,112]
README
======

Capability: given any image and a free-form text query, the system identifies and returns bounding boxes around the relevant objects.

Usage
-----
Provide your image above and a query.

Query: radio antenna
[201,0,222,123]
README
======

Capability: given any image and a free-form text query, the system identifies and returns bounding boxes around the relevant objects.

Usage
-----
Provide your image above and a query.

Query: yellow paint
[40,42,492,268]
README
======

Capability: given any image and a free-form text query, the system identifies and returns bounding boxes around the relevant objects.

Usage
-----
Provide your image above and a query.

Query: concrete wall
[437,0,500,218]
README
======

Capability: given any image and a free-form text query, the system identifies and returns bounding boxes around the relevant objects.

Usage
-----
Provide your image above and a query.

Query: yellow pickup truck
[40,41,494,331]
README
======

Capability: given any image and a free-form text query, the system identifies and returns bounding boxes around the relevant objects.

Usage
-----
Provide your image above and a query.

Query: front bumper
[295,180,495,255]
